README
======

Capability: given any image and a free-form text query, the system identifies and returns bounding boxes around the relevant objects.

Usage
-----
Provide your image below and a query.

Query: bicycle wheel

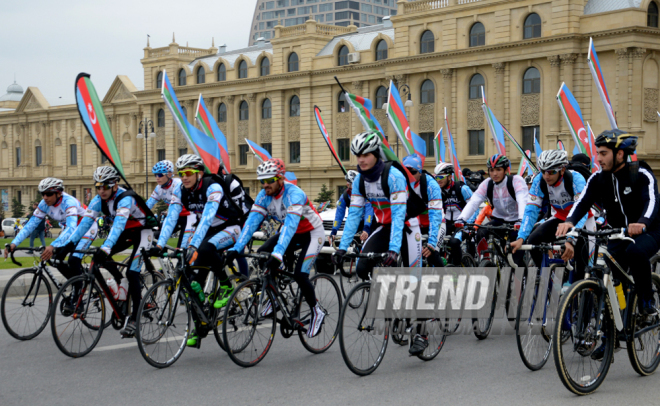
[417,319,447,361]
[1,268,53,340]
[391,318,408,346]
[299,274,342,353]
[136,279,191,368]
[651,254,660,274]
[443,265,462,334]
[50,276,106,358]
[553,279,615,395]
[339,256,361,299]
[515,277,552,371]
[473,260,498,340]
[223,279,276,367]
[339,282,389,376]
[626,273,660,375]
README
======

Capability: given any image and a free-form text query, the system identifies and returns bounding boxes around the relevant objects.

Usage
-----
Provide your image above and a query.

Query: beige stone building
[1,0,660,212]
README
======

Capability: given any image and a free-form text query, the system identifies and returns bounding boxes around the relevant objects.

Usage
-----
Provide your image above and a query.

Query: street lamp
[137,118,156,194]
[381,84,413,158]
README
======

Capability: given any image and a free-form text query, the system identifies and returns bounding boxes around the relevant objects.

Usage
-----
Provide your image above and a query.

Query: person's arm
[518,175,544,241]
[67,197,100,246]
[363,200,373,235]
[426,175,444,248]
[458,180,488,223]
[566,172,599,226]
[101,196,136,254]
[157,184,183,247]
[51,199,81,248]
[146,186,160,210]
[513,175,529,221]
[271,188,307,261]
[11,202,47,246]
[338,176,365,251]
[571,172,589,230]
[331,195,347,236]
[189,184,223,249]
[462,185,479,223]
[636,166,660,227]
[386,168,408,253]
[230,190,268,253]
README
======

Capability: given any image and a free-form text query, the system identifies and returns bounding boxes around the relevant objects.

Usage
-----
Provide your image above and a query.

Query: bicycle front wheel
[473,260,498,340]
[626,273,660,375]
[339,282,389,376]
[515,276,552,371]
[339,256,360,299]
[417,319,447,361]
[1,268,53,340]
[299,273,342,353]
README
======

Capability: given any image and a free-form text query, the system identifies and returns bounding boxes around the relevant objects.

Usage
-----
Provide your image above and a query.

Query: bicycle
[553,227,660,395]
[222,251,341,368]
[332,233,364,299]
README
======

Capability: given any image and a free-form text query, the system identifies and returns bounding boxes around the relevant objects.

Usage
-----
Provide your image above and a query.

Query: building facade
[1,0,660,213]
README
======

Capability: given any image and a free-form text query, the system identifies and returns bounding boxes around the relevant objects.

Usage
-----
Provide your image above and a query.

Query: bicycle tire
[473,260,498,340]
[391,318,408,346]
[626,273,660,376]
[1,267,53,340]
[339,257,360,299]
[515,275,552,371]
[50,275,106,358]
[443,265,462,334]
[298,274,342,353]
[651,254,660,274]
[416,319,448,361]
[552,279,615,395]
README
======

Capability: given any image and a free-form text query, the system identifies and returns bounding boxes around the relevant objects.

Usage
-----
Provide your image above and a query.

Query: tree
[314,183,335,209]
[0,200,5,221]
[11,197,25,218]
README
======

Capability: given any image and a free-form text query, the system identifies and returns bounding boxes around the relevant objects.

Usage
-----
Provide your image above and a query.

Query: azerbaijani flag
[557,140,565,151]
[444,107,464,183]
[195,94,231,173]
[433,128,446,165]
[314,106,347,174]
[244,138,297,184]
[75,73,127,183]
[482,88,507,155]
[557,83,591,156]
[534,133,543,158]
[386,81,428,165]
[588,38,617,130]
[586,122,601,173]
[517,150,532,177]
[344,91,389,148]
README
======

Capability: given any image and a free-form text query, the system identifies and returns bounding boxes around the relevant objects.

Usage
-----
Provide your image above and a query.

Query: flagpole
[137,118,155,195]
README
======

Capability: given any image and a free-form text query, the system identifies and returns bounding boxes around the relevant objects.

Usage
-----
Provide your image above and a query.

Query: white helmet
[537,150,568,171]
[175,154,205,171]
[38,177,64,193]
[350,131,381,156]
[256,158,286,180]
[93,166,120,185]
[345,170,358,184]
[434,162,454,176]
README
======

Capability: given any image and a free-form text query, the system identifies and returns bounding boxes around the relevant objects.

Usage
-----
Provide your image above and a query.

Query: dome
[0,81,25,103]
[7,81,23,94]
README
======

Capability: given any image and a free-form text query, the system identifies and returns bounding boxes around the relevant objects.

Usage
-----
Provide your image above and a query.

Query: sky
[0,0,256,106]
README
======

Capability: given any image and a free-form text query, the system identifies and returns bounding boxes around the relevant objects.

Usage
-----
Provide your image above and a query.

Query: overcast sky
[1,0,255,105]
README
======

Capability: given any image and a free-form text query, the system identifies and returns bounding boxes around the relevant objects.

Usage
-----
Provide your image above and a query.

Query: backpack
[567,162,592,185]
[101,189,158,229]
[486,175,517,206]
[358,161,427,220]
[209,173,254,226]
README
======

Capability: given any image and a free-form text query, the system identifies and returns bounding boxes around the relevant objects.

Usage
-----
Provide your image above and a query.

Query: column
[492,63,505,118]
[441,68,453,124]
[631,48,646,131]
[616,48,630,129]
[560,54,577,133]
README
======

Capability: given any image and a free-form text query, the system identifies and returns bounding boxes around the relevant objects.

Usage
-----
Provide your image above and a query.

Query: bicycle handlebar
[343,252,388,260]
[567,227,635,243]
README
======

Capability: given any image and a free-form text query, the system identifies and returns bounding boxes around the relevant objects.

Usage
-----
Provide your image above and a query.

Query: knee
[126,271,140,288]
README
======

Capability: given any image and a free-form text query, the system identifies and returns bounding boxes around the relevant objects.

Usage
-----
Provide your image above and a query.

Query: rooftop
[317,24,394,57]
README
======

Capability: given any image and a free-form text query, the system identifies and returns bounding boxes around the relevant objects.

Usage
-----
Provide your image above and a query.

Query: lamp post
[136,118,156,195]
[381,84,414,158]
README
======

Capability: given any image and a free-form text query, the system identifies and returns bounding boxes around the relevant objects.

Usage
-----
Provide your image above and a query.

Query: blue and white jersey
[331,191,373,235]
[410,173,444,248]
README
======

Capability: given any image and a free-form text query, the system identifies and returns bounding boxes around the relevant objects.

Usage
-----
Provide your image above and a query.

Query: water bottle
[614,281,626,310]
[106,278,119,300]
[190,281,205,303]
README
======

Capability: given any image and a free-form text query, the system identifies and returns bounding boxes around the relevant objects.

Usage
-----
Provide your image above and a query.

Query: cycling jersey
[441,180,474,222]
[331,189,373,236]
[459,175,529,223]
[146,178,191,217]
[410,173,445,248]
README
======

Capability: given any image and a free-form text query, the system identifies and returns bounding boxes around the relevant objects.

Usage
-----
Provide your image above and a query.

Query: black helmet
[595,129,637,155]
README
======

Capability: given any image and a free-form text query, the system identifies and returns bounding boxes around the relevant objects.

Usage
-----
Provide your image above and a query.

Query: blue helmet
[403,154,423,173]
[152,160,174,175]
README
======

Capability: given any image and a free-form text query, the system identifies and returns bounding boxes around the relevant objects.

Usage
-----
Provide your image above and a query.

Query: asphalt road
[2,298,660,406]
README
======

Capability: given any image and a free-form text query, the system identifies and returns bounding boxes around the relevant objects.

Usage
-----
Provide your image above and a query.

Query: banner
[556,82,591,156]
[243,138,297,184]
[314,106,347,175]
[386,80,427,165]
[587,38,617,129]
[195,94,232,173]
[444,108,464,183]
[482,88,507,155]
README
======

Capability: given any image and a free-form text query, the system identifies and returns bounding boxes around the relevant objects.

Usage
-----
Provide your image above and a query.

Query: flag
[444,108,464,183]
[314,106,347,175]
[411,130,427,165]
[433,128,446,165]
[482,87,507,155]
[161,71,221,174]
[284,172,297,185]
[533,133,542,158]
[501,125,539,173]
[244,139,271,163]
[517,150,532,177]
[586,122,601,173]
[588,38,617,129]
[557,82,591,156]
[386,81,427,165]
[75,73,128,185]
[557,140,565,151]
[195,94,231,173]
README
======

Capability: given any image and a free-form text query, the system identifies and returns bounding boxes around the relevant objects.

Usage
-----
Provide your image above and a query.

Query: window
[522,126,539,152]
[469,74,485,100]
[70,190,76,199]
[181,107,188,119]
[239,145,249,165]
[288,52,299,72]
[17,190,21,203]
[218,103,227,122]
[178,148,188,157]
[156,71,163,89]
[649,1,659,27]
[376,40,388,61]
[523,67,541,94]
[337,185,347,197]
[470,22,485,47]
[261,143,272,155]
[338,139,350,161]
[338,92,347,112]
[419,132,434,157]
[421,80,435,104]
[157,109,165,127]
[290,95,300,117]
[524,13,542,39]
[157,149,166,161]
[197,67,205,84]
[262,99,272,119]
[70,144,77,166]
[289,141,301,163]
[240,101,249,121]
[101,154,108,164]
[469,130,485,155]
[178,69,186,86]
[420,30,434,54]
[217,64,226,81]
[238,60,248,79]
[35,146,42,166]
[338,45,349,66]
[261,58,270,76]
[375,86,387,109]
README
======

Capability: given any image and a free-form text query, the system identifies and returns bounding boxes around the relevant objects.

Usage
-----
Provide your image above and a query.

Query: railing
[457,0,482,4]
[279,22,356,38]
[148,46,214,58]
[403,0,450,13]
[280,25,307,37]
[147,47,169,58]
[315,25,356,36]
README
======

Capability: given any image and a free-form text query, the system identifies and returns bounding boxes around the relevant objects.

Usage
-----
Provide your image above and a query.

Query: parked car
[315,207,345,274]
[2,218,28,238]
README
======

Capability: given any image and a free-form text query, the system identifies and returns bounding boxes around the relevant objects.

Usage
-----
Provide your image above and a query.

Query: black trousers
[526,217,588,280]
[476,218,524,267]
[356,224,412,280]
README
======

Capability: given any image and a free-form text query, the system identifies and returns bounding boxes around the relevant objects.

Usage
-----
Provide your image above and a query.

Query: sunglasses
[541,169,561,176]
[406,168,419,175]
[41,191,56,197]
[260,176,280,185]
[435,174,450,181]
[95,185,113,191]
[178,169,200,177]
[154,173,166,178]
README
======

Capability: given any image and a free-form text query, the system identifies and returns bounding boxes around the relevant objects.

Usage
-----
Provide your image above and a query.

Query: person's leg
[356,225,391,280]
[29,232,36,250]
[294,227,326,337]
[620,230,660,303]
[526,218,562,268]
[448,237,462,266]
[39,229,46,248]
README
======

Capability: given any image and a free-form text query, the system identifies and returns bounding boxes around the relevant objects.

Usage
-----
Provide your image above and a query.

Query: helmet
[524,174,534,185]
[256,158,286,180]
[350,131,381,156]
[345,170,358,184]
[487,154,510,169]
[595,129,637,155]
[570,153,591,168]
[93,166,120,185]
[175,154,204,171]
[537,150,568,171]
[434,162,454,176]
[38,177,64,193]
[402,154,422,173]
[152,160,174,174]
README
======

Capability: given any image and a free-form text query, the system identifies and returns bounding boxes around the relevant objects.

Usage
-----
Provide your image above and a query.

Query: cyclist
[328,170,373,245]
[225,158,326,338]
[146,160,196,247]
[557,130,660,317]
[455,154,529,266]
[64,167,153,338]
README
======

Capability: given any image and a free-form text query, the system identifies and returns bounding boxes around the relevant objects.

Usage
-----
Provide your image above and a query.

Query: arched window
[156,71,163,89]
[649,1,659,28]
[217,103,227,122]
[260,58,270,76]
[420,30,434,54]
[238,60,248,79]
[288,52,299,72]
[217,63,226,81]
[197,67,205,84]
[420,80,435,104]
[290,95,300,117]
[523,67,541,94]
[338,92,347,112]
[157,109,165,127]
[262,99,272,119]
[338,45,349,66]
[524,13,542,39]
[181,107,188,119]
[178,69,187,86]
[375,86,388,109]
[376,40,388,61]
[470,22,485,47]
[239,101,249,121]
[469,74,485,99]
